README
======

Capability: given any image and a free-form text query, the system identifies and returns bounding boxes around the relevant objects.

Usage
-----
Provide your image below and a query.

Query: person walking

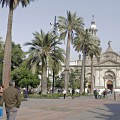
[0,85,4,117]
[98,90,102,99]
[103,89,107,98]
[72,88,75,99]
[0,81,21,120]
[0,85,4,96]
[63,89,67,99]
[23,88,28,100]
[93,89,98,99]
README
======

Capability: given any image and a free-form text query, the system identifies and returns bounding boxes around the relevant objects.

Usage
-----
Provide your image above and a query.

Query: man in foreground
[0,81,21,120]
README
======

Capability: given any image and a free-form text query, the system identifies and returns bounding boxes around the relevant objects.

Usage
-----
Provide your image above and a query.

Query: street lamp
[50,16,59,36]
[50,16,59,93]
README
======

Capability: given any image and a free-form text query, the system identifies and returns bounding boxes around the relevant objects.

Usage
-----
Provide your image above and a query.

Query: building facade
[85,43,120,92]
[64,16,120,92]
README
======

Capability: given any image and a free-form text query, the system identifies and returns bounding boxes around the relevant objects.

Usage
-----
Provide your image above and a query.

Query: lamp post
[50,16,58,93]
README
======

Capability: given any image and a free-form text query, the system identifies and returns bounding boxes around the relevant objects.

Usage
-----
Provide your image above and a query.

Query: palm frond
[0,0,34,9]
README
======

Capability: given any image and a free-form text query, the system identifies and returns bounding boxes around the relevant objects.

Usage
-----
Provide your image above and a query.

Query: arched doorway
[104,71,115,92]
[107,80,113,92]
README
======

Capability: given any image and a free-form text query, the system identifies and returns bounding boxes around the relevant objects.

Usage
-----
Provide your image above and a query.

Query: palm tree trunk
[90,56,94,94]
[2,8,13,89]
[41,59,47,95]
[64,31,71,92]
[80,50,85,94]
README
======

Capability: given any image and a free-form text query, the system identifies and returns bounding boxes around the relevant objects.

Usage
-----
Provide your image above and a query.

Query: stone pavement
[1,94,120,120]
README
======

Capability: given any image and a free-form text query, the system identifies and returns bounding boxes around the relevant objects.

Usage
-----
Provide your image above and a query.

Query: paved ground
[1,94,120,120]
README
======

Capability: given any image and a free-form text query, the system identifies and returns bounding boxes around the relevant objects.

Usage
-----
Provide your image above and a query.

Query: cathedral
[68,16,120,93]
[84,41,120,92]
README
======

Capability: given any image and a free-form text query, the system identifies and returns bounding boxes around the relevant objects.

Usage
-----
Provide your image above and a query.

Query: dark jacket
[0,86,21,109]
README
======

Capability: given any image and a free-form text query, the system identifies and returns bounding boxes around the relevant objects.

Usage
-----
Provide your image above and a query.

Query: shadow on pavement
[87,103,120,120]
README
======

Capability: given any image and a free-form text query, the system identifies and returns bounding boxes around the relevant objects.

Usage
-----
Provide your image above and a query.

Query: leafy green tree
[55,75,64,89]
[69,68,80,89]
[58,11,84,92]
[55,68,80,92]
[0,40,25,84]
[11,42,26,70]
[0,0,34,89]
[11,64,39,90]
[25,30,65,94]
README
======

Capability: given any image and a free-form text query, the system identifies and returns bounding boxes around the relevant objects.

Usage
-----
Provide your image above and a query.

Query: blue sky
[0,0,120,61]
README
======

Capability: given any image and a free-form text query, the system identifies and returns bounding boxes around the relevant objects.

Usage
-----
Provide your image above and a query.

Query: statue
[108,41,112,47]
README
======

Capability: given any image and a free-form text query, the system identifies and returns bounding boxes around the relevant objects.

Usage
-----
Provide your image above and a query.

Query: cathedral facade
[68,16,120,92]
[67,41,120,93]
[85,43,120,92]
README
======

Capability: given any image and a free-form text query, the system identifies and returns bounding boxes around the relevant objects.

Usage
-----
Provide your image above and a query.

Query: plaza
[1,94,120,120]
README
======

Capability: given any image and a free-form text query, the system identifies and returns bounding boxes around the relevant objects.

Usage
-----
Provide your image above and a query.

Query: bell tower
[89,15,98,36]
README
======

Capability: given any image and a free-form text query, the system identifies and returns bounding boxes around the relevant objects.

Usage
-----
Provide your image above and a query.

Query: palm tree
[25,30,65,94]
[0,36,4,84]
[88,36,101,94]
[0,0,34,88]
[58,11,84,92]
[73,29,100,94]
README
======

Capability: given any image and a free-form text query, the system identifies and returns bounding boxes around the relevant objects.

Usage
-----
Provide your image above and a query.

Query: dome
[90,24,97,29]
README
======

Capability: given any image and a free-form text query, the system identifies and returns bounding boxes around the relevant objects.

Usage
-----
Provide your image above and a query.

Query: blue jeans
[6,107,18,120]
[0,106,3,117]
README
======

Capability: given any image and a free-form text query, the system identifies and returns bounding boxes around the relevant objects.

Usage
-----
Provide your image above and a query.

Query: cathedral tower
[89,15,98,36]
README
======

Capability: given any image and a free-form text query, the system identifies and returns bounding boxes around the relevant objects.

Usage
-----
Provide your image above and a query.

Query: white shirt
[98,90,102,95]
[63,90,66,94]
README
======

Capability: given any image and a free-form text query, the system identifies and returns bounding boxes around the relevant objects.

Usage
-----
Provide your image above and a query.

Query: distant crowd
[93,88,112,99]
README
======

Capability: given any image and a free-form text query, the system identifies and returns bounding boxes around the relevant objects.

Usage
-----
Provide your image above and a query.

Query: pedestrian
[98,90,102,99]
[0,85,4,117]
[93,89,98,99]
[0,81,21,120]
[0,85,4,97]
[103,89,107,98]
[63,89,67,99]
[72,88,75,99]
[23,88,28,100]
